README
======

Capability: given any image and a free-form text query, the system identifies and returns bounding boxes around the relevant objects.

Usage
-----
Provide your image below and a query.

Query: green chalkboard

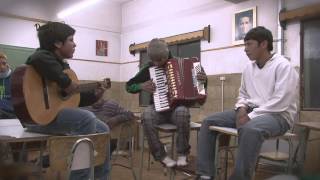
[0,44,35,69]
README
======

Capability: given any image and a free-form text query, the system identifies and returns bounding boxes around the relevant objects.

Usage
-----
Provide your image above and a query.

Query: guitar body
[11,65,80,126]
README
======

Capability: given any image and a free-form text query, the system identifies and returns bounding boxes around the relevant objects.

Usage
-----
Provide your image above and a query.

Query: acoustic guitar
[11,65,111,126]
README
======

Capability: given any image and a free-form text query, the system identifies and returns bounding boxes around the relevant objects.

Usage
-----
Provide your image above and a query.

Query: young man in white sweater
[196,26,299,180]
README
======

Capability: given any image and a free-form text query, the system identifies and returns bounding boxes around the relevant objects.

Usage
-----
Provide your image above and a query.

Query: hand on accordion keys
[196,71,207,84]
[140,80,156,93]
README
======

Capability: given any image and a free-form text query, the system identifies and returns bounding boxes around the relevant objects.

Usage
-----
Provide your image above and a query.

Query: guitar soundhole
[60,90,70,100]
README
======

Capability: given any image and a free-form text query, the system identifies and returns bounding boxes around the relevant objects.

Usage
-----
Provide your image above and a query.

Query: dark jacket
[26,49,98,106]
[126,62,153,94]
[126,52,174,94]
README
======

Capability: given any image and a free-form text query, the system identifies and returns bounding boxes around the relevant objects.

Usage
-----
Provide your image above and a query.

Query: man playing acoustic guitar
[25,22,110,180]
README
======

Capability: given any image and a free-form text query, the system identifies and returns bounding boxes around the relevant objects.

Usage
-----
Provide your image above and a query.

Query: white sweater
[235,53,299,127]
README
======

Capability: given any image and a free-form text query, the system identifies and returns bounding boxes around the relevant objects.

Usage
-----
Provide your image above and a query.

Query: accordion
[149,57,207,112]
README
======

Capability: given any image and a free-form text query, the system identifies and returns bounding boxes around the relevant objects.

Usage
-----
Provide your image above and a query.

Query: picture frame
[232,6,257,45]
[96,40,108,56]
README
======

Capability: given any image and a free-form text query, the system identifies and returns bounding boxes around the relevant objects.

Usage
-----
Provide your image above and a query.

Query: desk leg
[214,134,221,178]
[39,140,46,180]
[297,127,310,176]
[19,142,27,162]
[224,146,228,180]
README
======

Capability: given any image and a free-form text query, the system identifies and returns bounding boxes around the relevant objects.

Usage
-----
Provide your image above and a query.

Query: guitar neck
[77,82,102,93]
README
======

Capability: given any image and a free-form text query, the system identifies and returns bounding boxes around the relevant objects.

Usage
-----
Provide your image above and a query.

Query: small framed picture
[232,7,257,45]
[96,40,108,56]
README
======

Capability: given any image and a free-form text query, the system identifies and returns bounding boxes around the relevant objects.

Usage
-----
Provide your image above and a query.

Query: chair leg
[126,124,138,180]
[169,168,175,180]
[214,134,221,178]
[254,156,260,179]
[168,132,175,179]
[148,150,152,170]
[139,126,144,180]
[224,147,228,180]
[171,132,175,159]
[287,138,294,173]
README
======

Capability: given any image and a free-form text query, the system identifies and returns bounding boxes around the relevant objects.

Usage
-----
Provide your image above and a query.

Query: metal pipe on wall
[278,0,285,55]
[220,76,226,112]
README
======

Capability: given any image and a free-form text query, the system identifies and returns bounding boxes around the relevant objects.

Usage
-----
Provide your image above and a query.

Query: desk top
[209,126,238,136]
[209,126,296,138]
[296,121,320,131]
[0,119,50,142]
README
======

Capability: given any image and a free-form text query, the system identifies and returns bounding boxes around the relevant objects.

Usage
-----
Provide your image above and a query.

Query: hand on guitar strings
[140,80,156,93]
[196,71,207,84]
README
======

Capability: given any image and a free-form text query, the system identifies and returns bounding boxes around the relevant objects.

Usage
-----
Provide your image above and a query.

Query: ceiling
[0,0,132,21]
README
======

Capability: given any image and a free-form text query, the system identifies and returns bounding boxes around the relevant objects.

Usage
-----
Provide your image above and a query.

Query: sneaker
[195,175,212,180]
[161,156,176,167]
[177,155,188,166]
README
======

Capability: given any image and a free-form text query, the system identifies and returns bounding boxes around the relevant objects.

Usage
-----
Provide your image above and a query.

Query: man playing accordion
[126,38,207,167]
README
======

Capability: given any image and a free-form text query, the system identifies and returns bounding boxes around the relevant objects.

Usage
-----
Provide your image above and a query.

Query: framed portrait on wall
[96,40,108,56]
[232,7,257,45]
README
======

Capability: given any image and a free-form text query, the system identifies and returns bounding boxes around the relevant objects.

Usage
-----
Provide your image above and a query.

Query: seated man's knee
[175,106,190,117]
[201,115,220,127]
[238,125,261,137]
[80,109,96,119]
[79,110,96,127]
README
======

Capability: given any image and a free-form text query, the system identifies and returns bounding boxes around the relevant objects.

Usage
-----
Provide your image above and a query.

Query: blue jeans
[196,110,290,180]
[27,108,110,180]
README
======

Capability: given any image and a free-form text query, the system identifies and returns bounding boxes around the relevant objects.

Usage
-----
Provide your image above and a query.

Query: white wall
[120,0,320,82]
[0,0,122,81]
[1,0,319,82]
[0,16,39,48]
[120,0,280,82]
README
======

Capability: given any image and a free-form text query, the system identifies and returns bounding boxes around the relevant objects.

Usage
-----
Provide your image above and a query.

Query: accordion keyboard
[149,66,170,112]
[193,62,206,95]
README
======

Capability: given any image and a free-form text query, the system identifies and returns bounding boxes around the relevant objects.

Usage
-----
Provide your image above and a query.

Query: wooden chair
[110,120,138,180]
[139,121,201,180]
[208,126,299,179]
[47,132,110,180]
[154,122,201,161]
[256,131,298,174]
[68,138,95,179]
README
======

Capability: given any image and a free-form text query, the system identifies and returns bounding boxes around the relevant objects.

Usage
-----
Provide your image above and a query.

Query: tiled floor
[110,149,279,180]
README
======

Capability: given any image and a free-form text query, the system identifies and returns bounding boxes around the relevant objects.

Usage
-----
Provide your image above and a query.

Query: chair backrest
[68,138,94,179]
[110,120,137,139]
[48,133,109,179]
